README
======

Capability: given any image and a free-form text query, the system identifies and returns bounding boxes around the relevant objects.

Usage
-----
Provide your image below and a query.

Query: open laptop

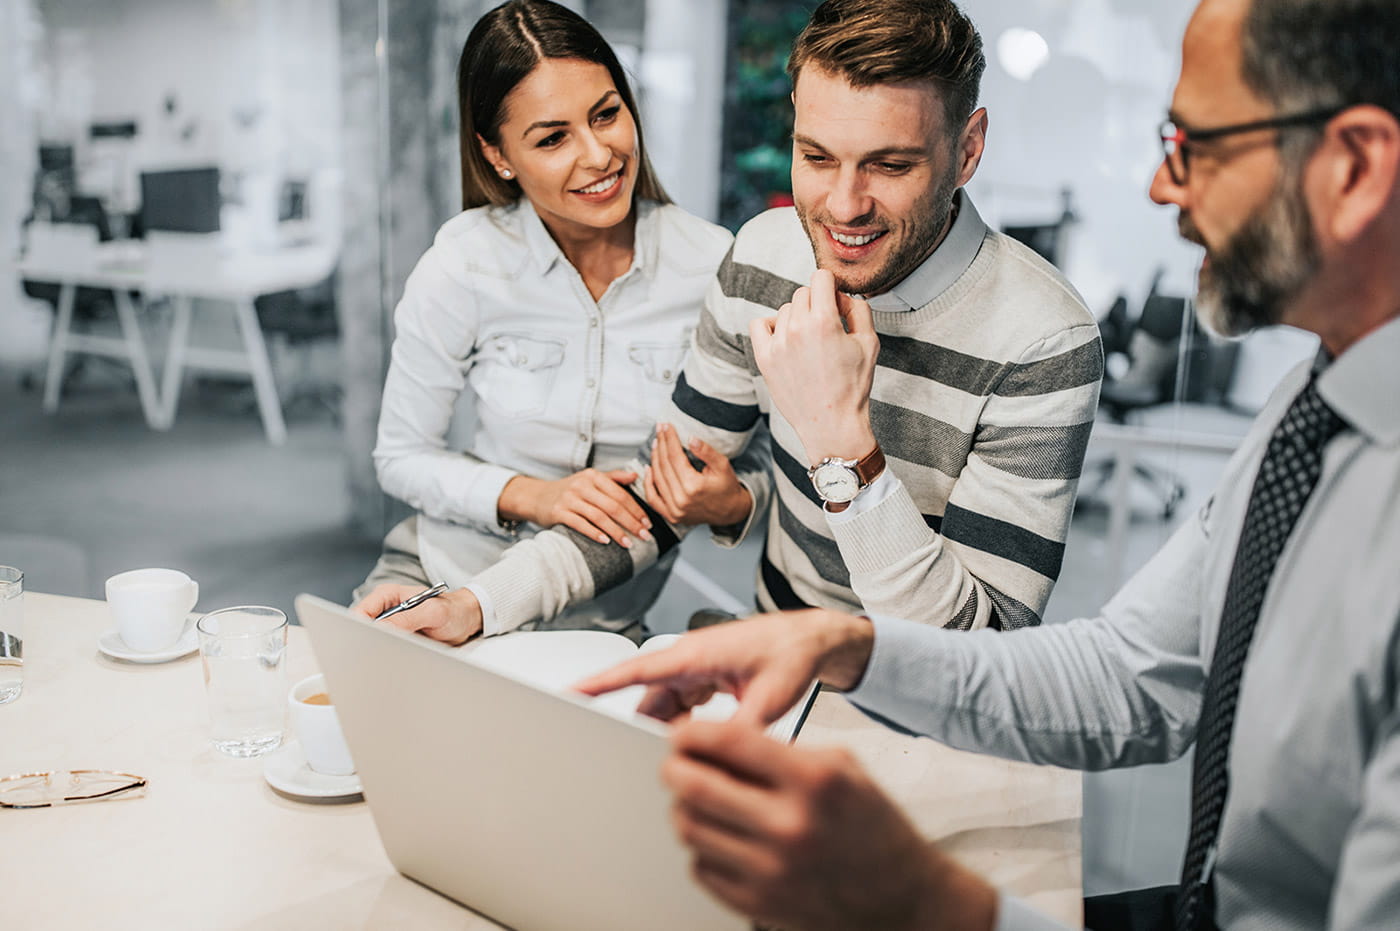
[295,594,749,931]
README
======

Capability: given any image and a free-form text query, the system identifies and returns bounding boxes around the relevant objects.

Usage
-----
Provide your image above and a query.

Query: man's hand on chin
[748,268,880,462]
[352,584,484,645]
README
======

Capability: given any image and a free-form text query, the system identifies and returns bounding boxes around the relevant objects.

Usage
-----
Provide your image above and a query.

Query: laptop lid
[295,594,745,931]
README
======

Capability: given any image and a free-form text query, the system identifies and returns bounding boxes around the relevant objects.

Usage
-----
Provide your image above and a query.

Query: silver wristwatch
[807,445,886,504]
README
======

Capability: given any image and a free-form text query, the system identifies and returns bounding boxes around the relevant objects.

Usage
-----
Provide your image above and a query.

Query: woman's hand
[498,470,652,547]
[644,423,753,529]
[351,585,483,645]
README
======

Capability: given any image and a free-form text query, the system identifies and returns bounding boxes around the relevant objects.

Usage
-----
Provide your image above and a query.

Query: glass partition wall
[0,0,382,612]
[950,1,1318,898]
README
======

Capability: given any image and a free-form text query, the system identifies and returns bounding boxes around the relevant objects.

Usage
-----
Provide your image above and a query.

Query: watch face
[812,462,860,503]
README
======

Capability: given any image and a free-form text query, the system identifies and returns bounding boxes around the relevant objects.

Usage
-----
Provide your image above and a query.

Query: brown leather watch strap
[854,444,886,486]
[823,445,885,514]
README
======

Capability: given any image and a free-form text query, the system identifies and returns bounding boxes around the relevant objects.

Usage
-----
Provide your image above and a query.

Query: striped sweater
[472,193,1102,634]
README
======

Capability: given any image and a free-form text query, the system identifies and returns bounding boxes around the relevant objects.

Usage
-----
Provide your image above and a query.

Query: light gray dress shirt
[848,315,1400,930]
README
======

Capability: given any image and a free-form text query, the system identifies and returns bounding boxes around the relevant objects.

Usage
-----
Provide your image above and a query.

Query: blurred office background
[0,0,1322,900]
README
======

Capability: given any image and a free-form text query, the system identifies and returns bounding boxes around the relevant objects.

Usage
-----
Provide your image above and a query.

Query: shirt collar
[865,189,988,313]
[517,196,657,279]
[519,198,564,273]
[1316,313,1400,446]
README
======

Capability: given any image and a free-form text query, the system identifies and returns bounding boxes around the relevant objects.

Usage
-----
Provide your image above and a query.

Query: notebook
[295,594,816,931]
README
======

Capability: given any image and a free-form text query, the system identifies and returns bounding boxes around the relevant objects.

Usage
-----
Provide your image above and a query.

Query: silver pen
[374,582,449,622]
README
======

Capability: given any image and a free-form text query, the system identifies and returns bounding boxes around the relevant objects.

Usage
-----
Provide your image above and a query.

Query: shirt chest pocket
[472,332,567,420]
[626,337,690,418]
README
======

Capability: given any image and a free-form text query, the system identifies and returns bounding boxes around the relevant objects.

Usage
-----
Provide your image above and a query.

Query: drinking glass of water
[0,567,22,704]
[197,606,288,757]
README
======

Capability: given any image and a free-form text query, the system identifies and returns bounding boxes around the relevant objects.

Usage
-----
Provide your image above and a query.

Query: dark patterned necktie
[1176,376,1346,931]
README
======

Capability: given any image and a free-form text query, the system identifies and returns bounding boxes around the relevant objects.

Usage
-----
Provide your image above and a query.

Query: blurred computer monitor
[38,143,74,172]
[140,166,221,234]
[89,120,138,140]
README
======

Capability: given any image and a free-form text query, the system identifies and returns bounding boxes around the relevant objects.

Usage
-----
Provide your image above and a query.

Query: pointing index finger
[573,648,689,697]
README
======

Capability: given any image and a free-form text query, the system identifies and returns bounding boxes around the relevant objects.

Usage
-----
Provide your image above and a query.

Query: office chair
[1080,291,1234,519]
[1002,187,1079,268]
[255,270,342,419]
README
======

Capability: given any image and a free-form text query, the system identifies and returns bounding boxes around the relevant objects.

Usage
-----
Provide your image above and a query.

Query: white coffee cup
[289,673,355,776]
[105,568,199,653]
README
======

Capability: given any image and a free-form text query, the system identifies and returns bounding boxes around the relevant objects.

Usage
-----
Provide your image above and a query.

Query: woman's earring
[500,169,514,180]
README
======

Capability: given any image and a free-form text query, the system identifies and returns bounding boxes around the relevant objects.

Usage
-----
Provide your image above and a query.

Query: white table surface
[17,240,338,299]
[18,241,337,445]
[1,593,1081,929]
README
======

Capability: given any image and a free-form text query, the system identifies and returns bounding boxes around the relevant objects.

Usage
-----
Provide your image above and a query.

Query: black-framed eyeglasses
[1159,106,1344,185]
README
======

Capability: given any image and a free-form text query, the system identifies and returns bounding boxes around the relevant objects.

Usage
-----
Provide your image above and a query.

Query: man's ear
[477,132,512,179]
[955,108,989,188]
[1309,105,1400,245]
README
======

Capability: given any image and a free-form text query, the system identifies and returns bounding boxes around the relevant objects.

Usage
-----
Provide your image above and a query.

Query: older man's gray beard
[1186,175,1319,338]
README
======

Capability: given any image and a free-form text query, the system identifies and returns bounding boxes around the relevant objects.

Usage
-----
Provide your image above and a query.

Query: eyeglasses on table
[0,769,147,809]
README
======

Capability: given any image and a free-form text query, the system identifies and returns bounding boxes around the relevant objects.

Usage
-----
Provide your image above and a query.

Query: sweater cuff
[827,476,932,575]
[709,474,762,548]
[464,582,500,638]
[473,570,541,637]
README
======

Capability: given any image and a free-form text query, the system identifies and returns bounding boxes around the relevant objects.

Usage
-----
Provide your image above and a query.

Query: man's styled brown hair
[786,0,986,132]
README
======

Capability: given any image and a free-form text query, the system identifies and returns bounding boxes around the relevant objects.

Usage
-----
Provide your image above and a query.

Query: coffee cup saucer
[263,740,362,801]
[97,624,199,664]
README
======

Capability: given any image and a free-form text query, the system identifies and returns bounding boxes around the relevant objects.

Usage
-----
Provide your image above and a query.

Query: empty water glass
[0,567,22,704]
[196,606,288,757]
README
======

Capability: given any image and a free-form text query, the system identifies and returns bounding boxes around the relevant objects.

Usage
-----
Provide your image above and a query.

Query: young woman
[355,0,733,641]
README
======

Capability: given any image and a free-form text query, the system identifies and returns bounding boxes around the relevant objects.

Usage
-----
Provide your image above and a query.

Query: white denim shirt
[374,198,732,594]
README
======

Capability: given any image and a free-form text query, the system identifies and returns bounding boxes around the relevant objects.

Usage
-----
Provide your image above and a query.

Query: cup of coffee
[106,568,199,653]
[289,674,355,776]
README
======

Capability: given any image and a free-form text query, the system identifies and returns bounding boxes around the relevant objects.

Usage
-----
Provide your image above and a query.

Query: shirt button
[586,379,596,388]
[588,319,598,328]
[578,433,588,443]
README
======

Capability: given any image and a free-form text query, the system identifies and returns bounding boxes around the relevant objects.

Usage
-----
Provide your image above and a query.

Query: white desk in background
[20,241,163,430]
[18,235,337,445]
[1,593,1082,928]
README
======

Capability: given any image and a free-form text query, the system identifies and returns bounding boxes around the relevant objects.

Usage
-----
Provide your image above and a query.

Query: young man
[358,0,1101,641]
[578,0,1400,928]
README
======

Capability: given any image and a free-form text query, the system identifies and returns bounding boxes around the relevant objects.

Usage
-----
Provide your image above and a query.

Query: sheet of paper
[459,629,647,718]
[460,630,816,741]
